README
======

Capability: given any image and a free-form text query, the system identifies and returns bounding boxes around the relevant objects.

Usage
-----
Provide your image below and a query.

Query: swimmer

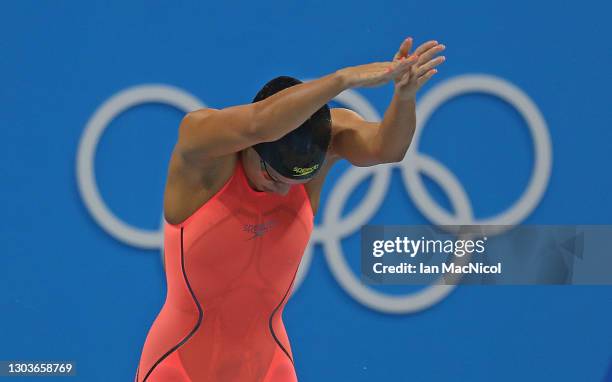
[135,37,445,382]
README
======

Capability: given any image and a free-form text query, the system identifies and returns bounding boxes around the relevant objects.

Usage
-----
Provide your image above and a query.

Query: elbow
[374,144,410,164]
[381,152,406,164]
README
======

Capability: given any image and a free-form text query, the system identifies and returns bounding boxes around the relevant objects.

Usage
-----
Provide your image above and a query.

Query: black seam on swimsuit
[268,267,299,365]
[142,227,203,381]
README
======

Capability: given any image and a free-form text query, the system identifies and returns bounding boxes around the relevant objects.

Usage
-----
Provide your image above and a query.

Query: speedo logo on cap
[293,164,319,176]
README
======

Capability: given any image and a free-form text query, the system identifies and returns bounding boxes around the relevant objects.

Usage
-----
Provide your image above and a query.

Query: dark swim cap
[252,76,331,180]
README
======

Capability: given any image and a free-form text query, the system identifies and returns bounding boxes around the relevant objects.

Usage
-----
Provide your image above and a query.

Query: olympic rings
[76,75,551,314]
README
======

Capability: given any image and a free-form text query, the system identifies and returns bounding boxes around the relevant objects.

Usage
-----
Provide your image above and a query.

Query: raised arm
[177,73,343,162]
[176,60,417,165]
[330,38,446,167]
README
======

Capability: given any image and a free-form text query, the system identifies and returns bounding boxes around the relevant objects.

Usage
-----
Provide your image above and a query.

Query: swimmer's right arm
[177,60,415,161]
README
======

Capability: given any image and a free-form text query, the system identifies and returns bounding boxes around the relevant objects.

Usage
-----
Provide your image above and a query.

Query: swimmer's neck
[239,151,266,193]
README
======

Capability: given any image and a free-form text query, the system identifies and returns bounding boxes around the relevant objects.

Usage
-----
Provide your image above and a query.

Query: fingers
[396,55,442,88]
[387,55,417,75]
[365,36,445,89]
[393,56,419,81]
[397,62,419,86]
[388,37,445,93]
[393,37,413,61]
[413,40,438,57]
[417,69,437,87]
[417,55,445,76]
[418,43,445,66]
[396,71,412,87]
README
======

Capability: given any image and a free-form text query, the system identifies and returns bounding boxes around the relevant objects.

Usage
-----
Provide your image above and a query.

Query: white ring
[321,154,472,313]
[402,74,552,228]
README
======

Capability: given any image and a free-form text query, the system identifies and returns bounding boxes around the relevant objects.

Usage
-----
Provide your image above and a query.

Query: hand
[392,37,446,99]
[336,57,418,89]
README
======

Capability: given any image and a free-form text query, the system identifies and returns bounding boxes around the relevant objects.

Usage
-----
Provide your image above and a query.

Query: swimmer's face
[246,149,310,195]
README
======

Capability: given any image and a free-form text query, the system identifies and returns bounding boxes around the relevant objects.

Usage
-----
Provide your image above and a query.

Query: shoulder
[180,107,219,127]
[328,107,367,159]
[330,107,368,136]
[176,107,220,159]
[331,107,364,126]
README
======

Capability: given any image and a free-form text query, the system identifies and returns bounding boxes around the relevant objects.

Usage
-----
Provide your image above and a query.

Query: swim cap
[252,76,331,180]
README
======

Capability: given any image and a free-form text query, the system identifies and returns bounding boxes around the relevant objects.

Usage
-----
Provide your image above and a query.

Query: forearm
[255,72,348,142]
[376,90,416,162]
[371,37,444,162]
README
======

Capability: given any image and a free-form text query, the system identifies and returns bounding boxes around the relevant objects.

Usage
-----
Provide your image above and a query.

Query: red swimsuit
[135,157,314,382]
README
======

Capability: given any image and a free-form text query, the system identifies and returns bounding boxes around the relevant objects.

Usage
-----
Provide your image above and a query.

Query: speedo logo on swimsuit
[292,164,319,176]
[243,220,276,239]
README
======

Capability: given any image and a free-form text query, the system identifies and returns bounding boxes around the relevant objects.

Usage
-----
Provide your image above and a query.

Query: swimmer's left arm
[330,38,446,167]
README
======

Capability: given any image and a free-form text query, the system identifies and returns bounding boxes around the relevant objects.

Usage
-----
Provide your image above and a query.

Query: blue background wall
[1,1,611,381]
